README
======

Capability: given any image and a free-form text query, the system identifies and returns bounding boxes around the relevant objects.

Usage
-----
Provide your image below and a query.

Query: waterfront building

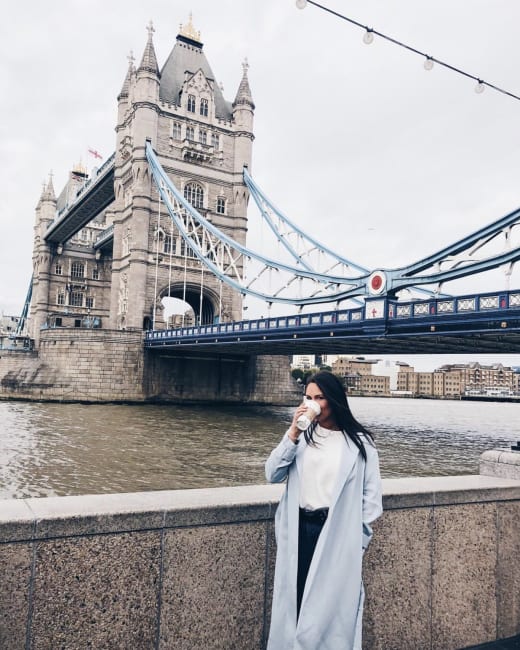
[345,373,390,396]
[397,370,435,397]
[397,362,518,398]
[332,356,379,376]
[29,16,254,343]
[333,356,391,396]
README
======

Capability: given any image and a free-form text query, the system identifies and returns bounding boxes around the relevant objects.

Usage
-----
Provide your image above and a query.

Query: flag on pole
[88,148,103,160]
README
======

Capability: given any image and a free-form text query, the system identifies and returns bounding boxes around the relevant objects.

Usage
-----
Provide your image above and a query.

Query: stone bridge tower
[112,17,255,330]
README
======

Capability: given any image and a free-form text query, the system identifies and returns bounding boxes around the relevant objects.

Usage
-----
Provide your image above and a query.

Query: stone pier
[0,329,300,404]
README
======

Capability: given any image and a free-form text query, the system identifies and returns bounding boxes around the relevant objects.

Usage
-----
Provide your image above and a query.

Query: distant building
[332,356,390,396]
[292,355,315,370]
[397,362,517,398]
[0,314,20,335]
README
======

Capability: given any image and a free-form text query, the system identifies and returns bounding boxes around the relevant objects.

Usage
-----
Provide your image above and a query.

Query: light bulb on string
[293,0,520,103]
[363,29,374,44]
[424,56,434,71]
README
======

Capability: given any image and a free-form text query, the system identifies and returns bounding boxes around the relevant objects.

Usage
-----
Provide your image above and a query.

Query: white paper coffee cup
[295,400,321,430]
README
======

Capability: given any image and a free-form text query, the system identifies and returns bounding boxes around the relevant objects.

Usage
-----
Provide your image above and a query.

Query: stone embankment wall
[0,329,300,404]
[2,474,520,649]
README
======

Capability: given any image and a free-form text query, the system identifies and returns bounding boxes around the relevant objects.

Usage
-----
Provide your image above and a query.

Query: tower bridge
[3,15,520,404]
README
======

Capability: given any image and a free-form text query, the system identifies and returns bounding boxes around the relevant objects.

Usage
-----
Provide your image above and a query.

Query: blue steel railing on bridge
[145,289,520,346]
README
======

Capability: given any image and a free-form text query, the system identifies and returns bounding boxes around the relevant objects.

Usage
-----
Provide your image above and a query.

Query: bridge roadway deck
[44,155,115,244]
[145,293,520,355]
[145,328,520,356]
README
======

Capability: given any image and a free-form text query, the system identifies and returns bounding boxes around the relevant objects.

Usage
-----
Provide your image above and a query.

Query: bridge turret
[30,174,57,343]
[116,52,135,130]
[132,21,160,149]
[232,59,255,175]
[35,174,56,241]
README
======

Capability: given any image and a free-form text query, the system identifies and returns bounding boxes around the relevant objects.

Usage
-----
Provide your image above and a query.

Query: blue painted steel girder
[145,290,520,355]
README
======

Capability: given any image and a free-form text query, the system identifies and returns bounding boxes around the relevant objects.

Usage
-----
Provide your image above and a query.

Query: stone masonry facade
[0,16,300,404]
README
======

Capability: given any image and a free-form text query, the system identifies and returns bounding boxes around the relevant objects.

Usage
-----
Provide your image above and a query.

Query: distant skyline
[297,353,520,373]
[2,1,520,371]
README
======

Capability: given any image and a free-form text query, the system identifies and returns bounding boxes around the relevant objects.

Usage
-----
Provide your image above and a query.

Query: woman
[265,371,382,650]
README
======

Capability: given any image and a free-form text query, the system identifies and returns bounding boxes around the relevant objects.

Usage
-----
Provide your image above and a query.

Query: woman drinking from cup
[265,370,382,649]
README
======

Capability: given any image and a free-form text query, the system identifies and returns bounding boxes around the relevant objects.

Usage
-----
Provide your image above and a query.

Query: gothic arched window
[216,197,226,214]
[200,98,208,117]
[187,95,196,113]
[172,122,182,140]
[186,126,195,141]
[184,182,204,209]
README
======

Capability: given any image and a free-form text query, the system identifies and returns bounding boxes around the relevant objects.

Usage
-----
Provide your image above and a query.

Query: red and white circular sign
[368,270,387,295]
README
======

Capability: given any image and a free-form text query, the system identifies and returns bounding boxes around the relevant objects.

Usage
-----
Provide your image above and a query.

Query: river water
[0,398,518,500]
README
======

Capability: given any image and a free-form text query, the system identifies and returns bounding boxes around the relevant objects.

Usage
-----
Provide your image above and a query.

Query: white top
[299,424,346,510]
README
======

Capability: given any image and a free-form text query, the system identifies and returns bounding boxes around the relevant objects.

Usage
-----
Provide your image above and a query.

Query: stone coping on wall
[2,474,520,544]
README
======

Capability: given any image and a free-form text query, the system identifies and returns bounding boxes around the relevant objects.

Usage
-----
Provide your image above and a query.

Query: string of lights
[295,0,520,102]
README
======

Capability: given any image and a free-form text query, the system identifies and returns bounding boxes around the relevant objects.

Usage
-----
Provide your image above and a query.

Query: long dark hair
[303,371,374,460]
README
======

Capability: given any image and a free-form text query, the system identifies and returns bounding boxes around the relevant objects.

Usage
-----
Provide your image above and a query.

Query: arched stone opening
[160,283,219,327]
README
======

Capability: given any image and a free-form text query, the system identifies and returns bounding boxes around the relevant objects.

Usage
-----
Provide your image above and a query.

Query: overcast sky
[2,0,520,371]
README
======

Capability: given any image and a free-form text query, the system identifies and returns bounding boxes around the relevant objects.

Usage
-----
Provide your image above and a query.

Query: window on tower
[172,122,182,140]
[55,263,62,275]
[199,129,207,145]
[70,291,84,307]
[71,262,85,279]
[200,98,208,117]
[57,291,65,306]
[186,126,195,141]
[184,182,204,209]
[164,235,173,254]
[86,297,94,309]
[187,94,196,113]
[216,197,226,214]
[179,238,197,259]
[211,133,219,149]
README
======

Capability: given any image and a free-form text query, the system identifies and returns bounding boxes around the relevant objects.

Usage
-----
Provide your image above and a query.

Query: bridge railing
[145,288,520,345]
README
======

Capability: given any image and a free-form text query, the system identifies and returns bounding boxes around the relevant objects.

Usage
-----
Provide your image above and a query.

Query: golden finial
[179,12,202,43]
[72,161,87,176]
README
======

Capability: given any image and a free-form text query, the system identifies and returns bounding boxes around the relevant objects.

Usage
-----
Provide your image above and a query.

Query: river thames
[0,397,518,499]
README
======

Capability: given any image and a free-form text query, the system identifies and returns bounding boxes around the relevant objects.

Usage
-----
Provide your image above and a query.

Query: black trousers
[297,507,328,618]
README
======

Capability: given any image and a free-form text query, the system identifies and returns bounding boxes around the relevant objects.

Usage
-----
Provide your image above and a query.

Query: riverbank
[349,392,520,403]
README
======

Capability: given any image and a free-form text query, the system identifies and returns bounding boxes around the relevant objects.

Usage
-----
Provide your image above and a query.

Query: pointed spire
[40,172,56,203]
[138,21,159,76]
[233,58,255,110]
[44,172,56,201]
[36,179,46,208]
[118,51,135,101]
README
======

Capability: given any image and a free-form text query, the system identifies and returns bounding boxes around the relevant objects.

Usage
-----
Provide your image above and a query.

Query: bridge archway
[159,283,220,327]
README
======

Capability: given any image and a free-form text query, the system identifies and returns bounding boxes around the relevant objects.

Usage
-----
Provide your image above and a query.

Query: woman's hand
[288,402,308,442]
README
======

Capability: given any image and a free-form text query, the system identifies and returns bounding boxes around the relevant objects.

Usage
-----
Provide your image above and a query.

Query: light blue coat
[265,431,382,650]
